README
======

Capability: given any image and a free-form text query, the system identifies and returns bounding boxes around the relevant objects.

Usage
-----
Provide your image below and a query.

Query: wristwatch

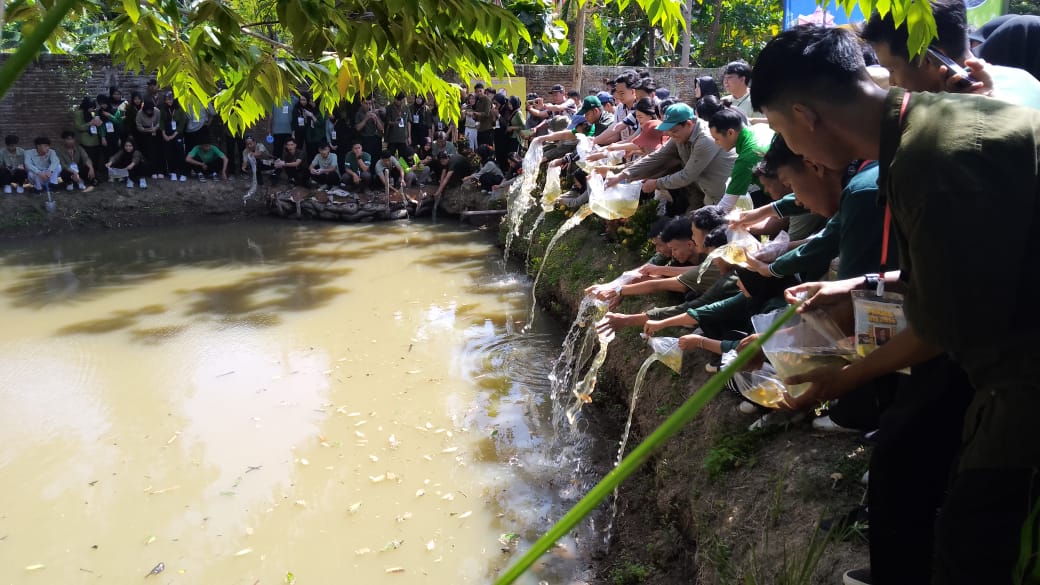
[862,273,884,295]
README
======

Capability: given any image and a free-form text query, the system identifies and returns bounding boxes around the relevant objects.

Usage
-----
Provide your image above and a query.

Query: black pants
[272,133,291,159]
[162,137,186,177]
[361,136,382,162]
[190,160,221,175]
[270,167,304,186]
[478,173,503,191]
[410,124,429,149]
[476,129,494,147]
[386,142,411,158]
[934,467,1040,585]
[139,133,164,175]
[312,171,340,187]
[867,356,974,585]
[0,167,27,186]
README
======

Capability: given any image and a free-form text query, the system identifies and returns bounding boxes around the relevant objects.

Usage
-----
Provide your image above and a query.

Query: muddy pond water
[0,220,604,585]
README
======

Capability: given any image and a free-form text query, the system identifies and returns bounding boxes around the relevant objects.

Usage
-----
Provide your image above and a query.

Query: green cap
[657,103,695,131]
[577,95,602,115]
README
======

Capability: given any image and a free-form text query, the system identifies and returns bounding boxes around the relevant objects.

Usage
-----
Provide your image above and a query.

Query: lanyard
[877,92,911,295]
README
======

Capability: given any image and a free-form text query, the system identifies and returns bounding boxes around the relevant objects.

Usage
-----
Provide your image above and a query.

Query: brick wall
[0,55,724,144]
[513,64,725,101]
[0,54,155,145]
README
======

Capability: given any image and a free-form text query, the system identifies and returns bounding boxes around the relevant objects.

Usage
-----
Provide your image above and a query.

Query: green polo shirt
[725,125,773,196]
[768,162,895,280]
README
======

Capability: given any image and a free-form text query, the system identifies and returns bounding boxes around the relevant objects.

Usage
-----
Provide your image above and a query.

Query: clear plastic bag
[588,171,642,220]
[696,226,759,283]
[733,369,788,408]
[750,308,855,398]
[755,231,790,263]
[647,336,682,374]
[541,164,563,211]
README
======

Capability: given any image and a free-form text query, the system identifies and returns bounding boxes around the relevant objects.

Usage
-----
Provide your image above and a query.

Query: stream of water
[0,220,604,584]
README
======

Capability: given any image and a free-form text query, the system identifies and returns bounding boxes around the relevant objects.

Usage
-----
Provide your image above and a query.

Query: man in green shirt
[342,142,372,189]
[707,108,774,212]
[185,142,228,181]
[753,25,1040,585]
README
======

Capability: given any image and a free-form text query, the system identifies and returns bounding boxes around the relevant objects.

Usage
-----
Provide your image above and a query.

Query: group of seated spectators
[502,6,1040,585]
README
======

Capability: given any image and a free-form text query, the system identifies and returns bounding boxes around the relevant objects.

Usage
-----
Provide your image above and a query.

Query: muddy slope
[506,205,870,585]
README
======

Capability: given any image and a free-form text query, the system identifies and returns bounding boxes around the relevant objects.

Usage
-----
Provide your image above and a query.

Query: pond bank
[504,204,870,584]
[0,178,499,239]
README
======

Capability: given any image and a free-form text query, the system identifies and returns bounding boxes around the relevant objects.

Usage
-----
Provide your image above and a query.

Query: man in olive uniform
[753,25,1040,585]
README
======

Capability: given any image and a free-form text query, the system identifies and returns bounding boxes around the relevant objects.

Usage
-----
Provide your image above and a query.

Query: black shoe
[843,568,871,585]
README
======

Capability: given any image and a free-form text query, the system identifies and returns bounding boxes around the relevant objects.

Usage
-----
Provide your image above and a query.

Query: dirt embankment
[506,205,870,584]
[0,177,498,239]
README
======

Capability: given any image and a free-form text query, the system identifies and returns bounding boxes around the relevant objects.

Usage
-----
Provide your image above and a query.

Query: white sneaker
[211,172,219,181]
[16,186,24,193]
[125,178,134,188]
[811,415,859,434]
[156,173,165,180]
[66,184,74,191]
[3,185,10,194]
[738,401,760,415]
[748,410,806,431]
[843,568,872,585]
[179,174,187,182]
[139,178,147,189]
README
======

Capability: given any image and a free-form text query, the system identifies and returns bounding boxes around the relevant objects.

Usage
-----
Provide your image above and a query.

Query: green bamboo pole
[494,303,801,585]
[0,0,81,99]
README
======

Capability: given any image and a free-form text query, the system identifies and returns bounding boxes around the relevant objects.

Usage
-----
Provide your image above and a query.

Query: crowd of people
[522,6,1036,585]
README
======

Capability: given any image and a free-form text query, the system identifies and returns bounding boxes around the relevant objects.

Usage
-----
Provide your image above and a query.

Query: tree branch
[241,26,295,54]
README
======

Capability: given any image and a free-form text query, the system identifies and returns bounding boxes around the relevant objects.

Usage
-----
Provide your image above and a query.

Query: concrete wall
[0,55,724,143]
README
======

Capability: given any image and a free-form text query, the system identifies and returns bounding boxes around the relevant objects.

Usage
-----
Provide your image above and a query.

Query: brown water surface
[0,220,596,584]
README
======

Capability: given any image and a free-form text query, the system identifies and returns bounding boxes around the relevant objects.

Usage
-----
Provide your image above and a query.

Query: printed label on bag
[105,122,115,133]
[852,290,909,374]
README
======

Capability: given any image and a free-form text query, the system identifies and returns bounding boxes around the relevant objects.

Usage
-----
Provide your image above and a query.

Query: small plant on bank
[609,560,653,585]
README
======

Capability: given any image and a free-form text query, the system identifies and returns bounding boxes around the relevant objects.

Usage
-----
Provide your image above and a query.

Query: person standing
[354,96,384,161]
[472,84,495,147]
[73,97,105,181]
[135,101,163,180]
[721,60,761,121]
[409,95,433,150]
[159,92,189,181]
[271,99,294,158]
[384,92,411,157]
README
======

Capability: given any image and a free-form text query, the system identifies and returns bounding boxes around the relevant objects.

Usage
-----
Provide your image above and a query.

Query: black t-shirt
[448,154,472,176]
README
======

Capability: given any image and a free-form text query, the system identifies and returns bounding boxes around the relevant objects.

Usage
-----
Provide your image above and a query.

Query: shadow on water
[55,304,167,335]
[178,265,349,318]
[0,220,489,310]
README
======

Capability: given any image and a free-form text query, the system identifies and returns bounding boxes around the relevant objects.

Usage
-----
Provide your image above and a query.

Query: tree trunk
[702,0,724,65]
[679,0,693,67]
[571,1,586,92]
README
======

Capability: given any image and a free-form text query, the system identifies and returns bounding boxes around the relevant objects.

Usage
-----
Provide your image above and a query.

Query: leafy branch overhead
[834,0,936,56]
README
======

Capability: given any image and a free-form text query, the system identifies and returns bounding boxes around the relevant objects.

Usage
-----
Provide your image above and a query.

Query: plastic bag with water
[541,164,563,211]
[588,171,642,220]
[732,367,788,408]
[647,336,682,374]
[750,308,854,398]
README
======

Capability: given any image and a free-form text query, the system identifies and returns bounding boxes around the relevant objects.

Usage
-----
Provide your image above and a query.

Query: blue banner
[783,0,866,29]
